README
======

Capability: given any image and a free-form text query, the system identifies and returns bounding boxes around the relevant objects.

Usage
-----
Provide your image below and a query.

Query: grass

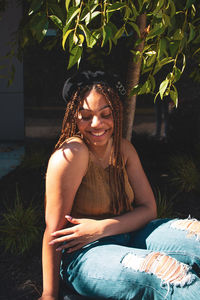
[169,154,200,193]
[0,184,43,255]
[153,186,177,219]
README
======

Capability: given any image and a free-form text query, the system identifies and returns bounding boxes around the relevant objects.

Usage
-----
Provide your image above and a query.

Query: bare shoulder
[121,138,138,164]
[48,137,89,174]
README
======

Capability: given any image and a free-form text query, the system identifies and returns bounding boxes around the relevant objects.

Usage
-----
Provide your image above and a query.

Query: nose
[91,115,102,128]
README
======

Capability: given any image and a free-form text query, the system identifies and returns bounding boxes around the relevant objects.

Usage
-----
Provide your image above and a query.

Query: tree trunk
[123,14,147,141]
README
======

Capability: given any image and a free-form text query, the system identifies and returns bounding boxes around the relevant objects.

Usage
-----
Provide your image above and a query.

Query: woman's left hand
[49,216,103,253]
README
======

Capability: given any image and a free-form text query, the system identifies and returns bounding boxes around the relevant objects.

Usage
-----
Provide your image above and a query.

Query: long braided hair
[55,74,132,215]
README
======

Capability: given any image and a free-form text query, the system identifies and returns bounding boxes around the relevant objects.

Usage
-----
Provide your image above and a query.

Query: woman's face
[76,88,114,147]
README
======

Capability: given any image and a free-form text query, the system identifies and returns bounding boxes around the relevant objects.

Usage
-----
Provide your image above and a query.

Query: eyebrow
[79,105,111,112]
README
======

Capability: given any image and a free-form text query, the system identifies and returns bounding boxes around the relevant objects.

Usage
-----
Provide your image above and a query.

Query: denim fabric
[60,219,200,299]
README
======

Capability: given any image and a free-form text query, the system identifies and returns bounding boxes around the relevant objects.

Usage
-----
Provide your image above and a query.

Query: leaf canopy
[15,0,200,104]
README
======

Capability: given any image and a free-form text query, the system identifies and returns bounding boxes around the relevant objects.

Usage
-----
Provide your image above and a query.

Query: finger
[56,240,80,251]
[65,215,80,225]
[49,234,76,245]
[51,227,74,237]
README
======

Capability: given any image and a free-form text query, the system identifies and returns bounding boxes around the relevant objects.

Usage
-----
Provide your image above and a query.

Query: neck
[88,138,113,162]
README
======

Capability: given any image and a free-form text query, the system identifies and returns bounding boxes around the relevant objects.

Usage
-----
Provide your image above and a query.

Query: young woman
[39,71,200,300]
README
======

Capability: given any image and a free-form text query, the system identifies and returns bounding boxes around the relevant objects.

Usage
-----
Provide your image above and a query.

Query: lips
[90,130,107,137]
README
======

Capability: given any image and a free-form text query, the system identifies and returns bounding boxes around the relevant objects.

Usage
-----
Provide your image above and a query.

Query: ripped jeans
[60,218,200,299]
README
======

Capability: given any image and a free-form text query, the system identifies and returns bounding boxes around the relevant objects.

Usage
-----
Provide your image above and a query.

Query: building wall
[0,0,24,141]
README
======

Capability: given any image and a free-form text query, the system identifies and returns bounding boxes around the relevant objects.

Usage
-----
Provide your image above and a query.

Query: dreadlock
[55,83,132,215]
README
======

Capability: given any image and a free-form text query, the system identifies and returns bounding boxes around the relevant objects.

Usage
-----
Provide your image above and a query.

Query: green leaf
[193,47,200,56]
[80,4,99,22]
[188,23,196,43]
[30,14,49,42]
[136,80,151,95]
[158,37,167,59]
[49,15,63,30]
[169,0,176,18]
[124,6,133,21]
[129,84,141,97]
[128,22,140,37]
[49,3,66,23]
[28,0,44,16]
[173,29,184,40]
[169,41,180,57]
[147,23,165,40]
[65,0,71,12]
[66,7,80,26]
[128,2,139,19]
[159,78,169,99]
[152,0,165,16]
[185,0,196,9]
[75,0,81,6]
[146,52,156,67]
[162,14,171,27]
[173,66,181,82]
[149,74,156,92]
[68,45,83,69]
[79,24,96,47]
[113,25,125,44]
[181,53,186,73]
[78,34,85,45]
[170,85,178,107]
[107,3,126,12]
[153,57,174,75]
[87,11,101,25]
[101,23,115,46]
[62,29,74,49]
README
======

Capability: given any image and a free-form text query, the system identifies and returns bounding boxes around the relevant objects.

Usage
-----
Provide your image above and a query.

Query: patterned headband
[62,70,126,103]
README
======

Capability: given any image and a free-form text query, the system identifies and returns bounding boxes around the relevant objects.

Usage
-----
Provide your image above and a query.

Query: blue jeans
[60,218,200,299]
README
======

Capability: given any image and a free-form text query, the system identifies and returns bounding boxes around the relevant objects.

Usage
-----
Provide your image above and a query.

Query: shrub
[0,184,42,255]
[169,155,200,193]
[154,187,175,219]
[20,146,49,170]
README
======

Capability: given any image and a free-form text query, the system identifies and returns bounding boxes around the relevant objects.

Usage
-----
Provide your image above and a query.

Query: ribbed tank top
[71,153,134,219]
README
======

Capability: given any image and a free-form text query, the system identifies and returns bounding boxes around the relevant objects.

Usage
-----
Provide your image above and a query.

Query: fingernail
[65,215,72,220]
[56,247,62,251]
[49,241,54,245]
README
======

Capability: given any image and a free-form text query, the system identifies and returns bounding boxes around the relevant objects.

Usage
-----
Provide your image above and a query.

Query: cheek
[108,117,114,130]
[77,120,86,133]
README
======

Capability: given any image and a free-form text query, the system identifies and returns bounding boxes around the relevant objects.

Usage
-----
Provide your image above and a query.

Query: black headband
[62,70,126,103]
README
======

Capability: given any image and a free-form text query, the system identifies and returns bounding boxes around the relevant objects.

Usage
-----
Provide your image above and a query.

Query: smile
[90,130,107,137]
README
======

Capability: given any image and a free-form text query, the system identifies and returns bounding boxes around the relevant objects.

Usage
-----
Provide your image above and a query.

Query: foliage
[0,184,42,255]
[17,0,200,105]
[153,186,175,218]
[169,154,200,193]
[21,145,49,170]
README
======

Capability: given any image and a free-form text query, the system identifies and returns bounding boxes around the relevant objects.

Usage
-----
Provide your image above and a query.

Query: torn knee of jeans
[170,217,200,240]
[121,252,195,287]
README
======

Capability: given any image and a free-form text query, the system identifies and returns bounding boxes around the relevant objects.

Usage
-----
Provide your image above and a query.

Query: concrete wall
[0,0,24,141]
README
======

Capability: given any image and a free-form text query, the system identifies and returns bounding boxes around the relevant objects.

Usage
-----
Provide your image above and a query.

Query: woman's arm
[49,139,157,253]
[39,140,89,300]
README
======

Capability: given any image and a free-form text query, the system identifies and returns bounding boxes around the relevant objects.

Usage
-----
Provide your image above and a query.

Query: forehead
[81,89,110,111]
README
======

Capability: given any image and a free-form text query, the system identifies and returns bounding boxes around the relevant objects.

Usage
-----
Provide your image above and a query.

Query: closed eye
[81,115,93,120]
[102,113,112,119]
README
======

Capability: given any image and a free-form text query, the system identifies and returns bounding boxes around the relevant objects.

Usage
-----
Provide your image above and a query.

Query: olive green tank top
[71,153,134,219]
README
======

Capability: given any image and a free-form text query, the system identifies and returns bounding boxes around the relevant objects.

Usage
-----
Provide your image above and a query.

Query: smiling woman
[76,89,114,149]
[39,71,200,300]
